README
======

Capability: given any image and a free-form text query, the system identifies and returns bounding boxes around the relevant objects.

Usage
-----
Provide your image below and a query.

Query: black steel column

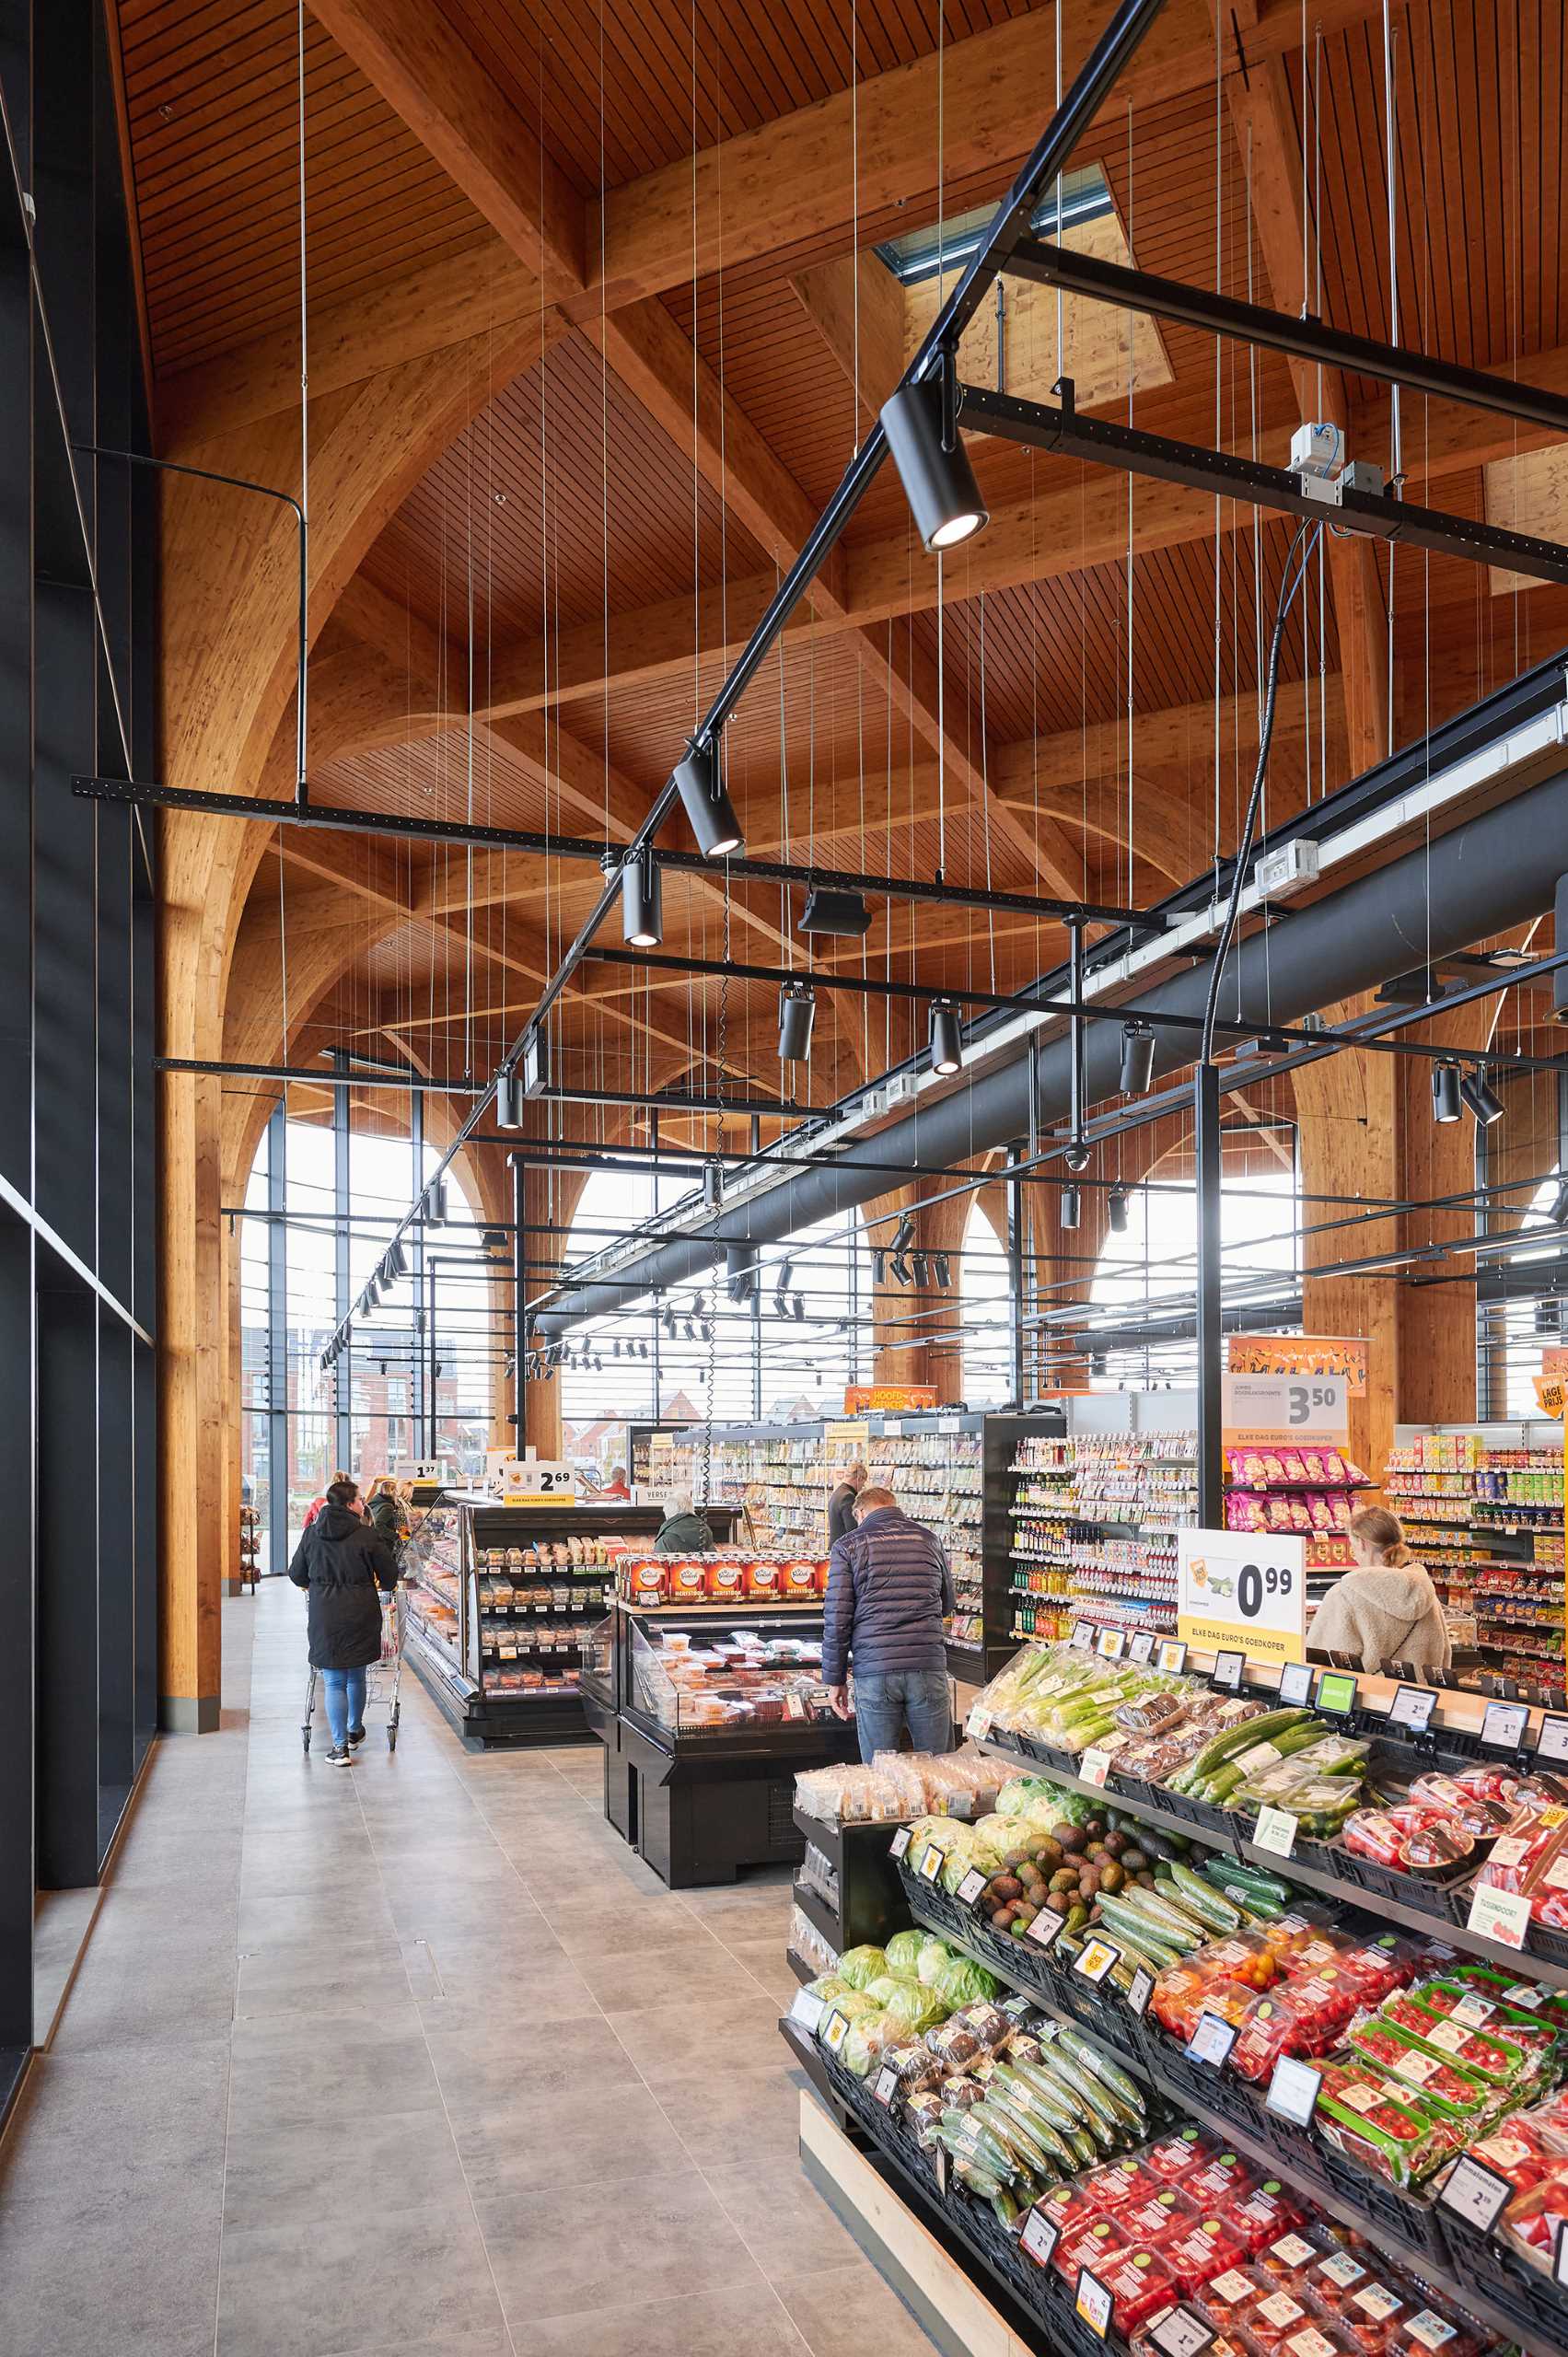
[1195,1062,1224,1527]
[266,1101,288,1576]
[512,1150,526,1444]
[410,1088,424,1444]
[331,1051,352,1472]
[1007,1144,1027,1405]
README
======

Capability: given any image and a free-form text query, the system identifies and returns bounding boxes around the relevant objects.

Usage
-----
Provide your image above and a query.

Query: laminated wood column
[1293,1018,1400,1481]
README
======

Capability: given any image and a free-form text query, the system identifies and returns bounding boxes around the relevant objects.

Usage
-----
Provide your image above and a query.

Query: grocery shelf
[894,1887,1562,2357]
[790,1876,841,1954]
[973,1723,1568,1993]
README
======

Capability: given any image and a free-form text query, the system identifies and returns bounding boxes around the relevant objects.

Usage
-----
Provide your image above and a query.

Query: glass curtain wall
[959,1203,1014,1406]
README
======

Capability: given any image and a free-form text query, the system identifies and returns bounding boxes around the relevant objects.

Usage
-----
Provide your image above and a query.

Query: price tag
[938,1414,960,1434]
[1481,1700,1530,1751]
[1097,1627,1127,1660]
[874,2065,900,2107]
[1186,2010,1238,2070]
[1554,2222,1568,2289]
[1071,1621,1096,1651]
[1156,1639,1189,1675]
[1388,1684,1437,1735]
[1020,2207,1060,2269]
[821,2007,851,2053]
[1080,1749,1113,1789]
[1278,1660,1314,1707]
[1076,2269,1115,2340]
[1536,1713,1568,1764]
[1254,1806,1299,1859]
[889,1826,912,1860]
[1265,2054,1322,2128]
[788,1989,825,2035]
[1128,1631,1156,1665]
[1315,1670,1358,1717]
[1437,2154,1513,2234]
[785,1691,807,1720]
[1151,2308,1216,2357]
[957,1868,989,1908]
[918,1844,947,1883]
[1126,1964,1155,2018]
[1467,1883,1532,1951]
[1212,1649,1245,1691]
[967,1707,993,1740]
[1027,1907,1066,1952]
[1000,1994,1034,2024]
[1074,1936,1121,1986]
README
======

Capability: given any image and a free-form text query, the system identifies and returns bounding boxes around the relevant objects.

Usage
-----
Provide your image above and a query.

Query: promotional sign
[1533,1374,1567,1420]
[1227,1334,1367,1397]
[842,1385,936,1413]
[497,1457,576,1504]
[1223,1371,1350,1446]
[825,1421,871,1452]
[1178,1527,1307,1667]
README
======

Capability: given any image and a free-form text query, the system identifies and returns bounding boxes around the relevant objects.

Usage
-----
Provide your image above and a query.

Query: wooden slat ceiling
[111,0,1568,1117]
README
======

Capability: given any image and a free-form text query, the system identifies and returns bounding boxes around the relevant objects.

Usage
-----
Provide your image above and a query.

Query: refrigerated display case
[398,1492,738,1747]
[586,1596,860,1885]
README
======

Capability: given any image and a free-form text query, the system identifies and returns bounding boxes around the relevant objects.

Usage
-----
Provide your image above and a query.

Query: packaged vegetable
[884,1928,928,1977]
[1097,2246,1184,2335]
[1342,2019,1496,2120]
[915,1936,954,1988]
[837,1944,888,1991]
[934,1955,1000,2009]
[842,2010,902,2076]
[1378,1991,1536,2087]
[1392,1975,1556,2061]
[1313,2058,1465,2186]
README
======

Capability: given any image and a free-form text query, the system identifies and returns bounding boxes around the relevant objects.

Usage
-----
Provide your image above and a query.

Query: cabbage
[996,1775,1060,1818]
[842,2009,901,2078]
[837,1944,888,1991]
[969,1814,1016,1859]
[884,1929,927,1977]
[935,1955,1000,2009]
[915,1936,954,1988]
[885,1980,948,2036]
[804,1973,850,2003]
[865,1973,910,2007]
[818,1989,878,2032]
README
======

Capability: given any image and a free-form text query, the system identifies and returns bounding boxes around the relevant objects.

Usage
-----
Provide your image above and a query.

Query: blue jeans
[320,1666,366,1747]
[854,1668,951,1763]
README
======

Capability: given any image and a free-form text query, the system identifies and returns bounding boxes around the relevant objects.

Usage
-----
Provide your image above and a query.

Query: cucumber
[993,2062,1081,2134]
[1169,1708,1312,1792]
[1210,1857,1295,1906]
[1168,1861,1243,1933]
[1114,1887,1209,1946]
[1093,1896,1185,1968]
[1056,2026,1145,2116]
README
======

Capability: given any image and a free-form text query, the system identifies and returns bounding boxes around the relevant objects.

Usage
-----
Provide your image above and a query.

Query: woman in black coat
[288,1480,399,1764]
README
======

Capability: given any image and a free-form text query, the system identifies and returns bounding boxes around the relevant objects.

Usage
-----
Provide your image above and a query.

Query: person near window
[1308,1505,1453,1675]
[365,1472,406,1551]
[302,1470,348,1533]
[827,1459,868,1546]
[822,1484,956,1761]
[656,1489,714,1552]
[600,1464,632,1499]
[288,1479,399,1765]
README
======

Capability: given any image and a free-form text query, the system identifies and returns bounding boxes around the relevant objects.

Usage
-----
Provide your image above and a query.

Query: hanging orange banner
[1227,1334,1368,1397]
[842,1385,937,1412]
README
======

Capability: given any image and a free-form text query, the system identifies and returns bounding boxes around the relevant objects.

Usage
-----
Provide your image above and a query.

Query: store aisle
[0,1584,938,2357]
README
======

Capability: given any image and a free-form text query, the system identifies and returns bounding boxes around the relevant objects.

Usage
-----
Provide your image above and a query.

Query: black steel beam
[528,1084,803,1120]
[156,1057,483,1092]
[959,382,1568,587]
[1005,239,1568,438]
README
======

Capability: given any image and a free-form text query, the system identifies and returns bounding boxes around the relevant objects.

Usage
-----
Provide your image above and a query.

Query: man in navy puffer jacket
[822,1485,956,1761]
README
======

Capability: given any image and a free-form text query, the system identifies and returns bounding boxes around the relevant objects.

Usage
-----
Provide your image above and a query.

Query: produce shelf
[974,1723,1568,1991]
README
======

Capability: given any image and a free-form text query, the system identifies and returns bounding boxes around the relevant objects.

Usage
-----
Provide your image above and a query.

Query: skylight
[874,166,1113,285]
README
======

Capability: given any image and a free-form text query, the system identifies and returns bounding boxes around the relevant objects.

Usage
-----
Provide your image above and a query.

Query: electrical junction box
[1290,421,1341,479]
[884,1072,920,1108]
[1254,838,1321,900]
[1336,458,1387,499]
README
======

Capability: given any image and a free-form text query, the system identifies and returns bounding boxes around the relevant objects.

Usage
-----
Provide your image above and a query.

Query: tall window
[1481,1168,1564,1418]
[1086,1165,1302,1388]
[960,1202,1013,1406]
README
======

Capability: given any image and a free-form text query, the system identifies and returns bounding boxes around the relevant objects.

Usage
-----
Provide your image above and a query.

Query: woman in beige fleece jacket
[1308,1506,1453,1675]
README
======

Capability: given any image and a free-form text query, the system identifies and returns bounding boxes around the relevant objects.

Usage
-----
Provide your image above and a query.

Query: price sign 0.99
[1178,1527,1307,1670]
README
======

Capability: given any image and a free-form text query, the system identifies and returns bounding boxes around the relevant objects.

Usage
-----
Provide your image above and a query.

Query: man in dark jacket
[821,1485,956,1761]
[827,1460,867,1546]
[288,1480,399,1765]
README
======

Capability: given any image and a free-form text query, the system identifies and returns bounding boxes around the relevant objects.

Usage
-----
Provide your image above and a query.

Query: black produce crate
[1156,1788,1235,1838]
[1045,1961,1146,2061]
[897,1864,1145,2063]
[1331,1843,1473,1925]
[1436,2209,1568,2342]
[1317,2143,1452,2266]
[1149,2037,1273,2140]
[1014,1733,1082,1778]
[963,2195,1117,2357]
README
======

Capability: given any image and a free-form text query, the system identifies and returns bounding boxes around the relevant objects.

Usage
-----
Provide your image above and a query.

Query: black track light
[776,1256,794,1295]
[930,1000,964,1075]
[1108,1184,1130,1235]
[871,1248,887,1286]
[890,1255,912,1286]
[778,982,817,1063]
[774,1291,790,1320]
[703,1160,723,1210]
[1432,1062,1463,1123]
[792,1294,805,1321]
[621,847,663,946]
[891,1213,915,1259]
[612,1340,621,1358]
[880,375,989,553]
[682,1320,695,1341]
[494,1071,520,1129]
[429,1179,448,1225]
[798,887,871,937]
[1061,1186,1081,1230]
[662,1306,677,1339]
[912,1251,930,1288]
[638,1340,648,1360]
[935,1253,951,1289]
[1120,1021,1156,1096]
[1460,1069,1506,1126]
[672,739,744,858]
[1552,1181,1568,1228]
[389,1240,408,1278]
[699,1319,713,1344]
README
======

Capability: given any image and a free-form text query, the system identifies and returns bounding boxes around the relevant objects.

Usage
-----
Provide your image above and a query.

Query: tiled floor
[0,1584,939,2357]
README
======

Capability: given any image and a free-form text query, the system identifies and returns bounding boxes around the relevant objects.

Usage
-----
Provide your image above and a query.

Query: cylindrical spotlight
[1061,1186,1081,1230]
[935,1253,951,1289]
[673,740,744,858]
[1120,1021,1156,1095]
[912,1251,929,1288]
[792,1294,805,1322]
[929,1000,964,1075]
[778,982,816,1063]
[428,1179,448,1224]
[1431,1062,1462,1123]
[389,1240,408,1278]
[1108,1184,1130,1235]
[703,1160,723,1210]
[621,848,663,946]
[494,1071,520,1129]
[880,378,989,553]
[1460,1070,1505,1126]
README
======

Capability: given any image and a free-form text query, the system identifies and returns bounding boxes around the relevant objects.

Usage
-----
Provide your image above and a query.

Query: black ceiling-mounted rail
[1003,242,1568,438]
[958,381,1568,587]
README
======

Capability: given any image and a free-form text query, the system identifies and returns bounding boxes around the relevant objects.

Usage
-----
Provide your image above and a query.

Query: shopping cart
[301,1589,403,1754]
